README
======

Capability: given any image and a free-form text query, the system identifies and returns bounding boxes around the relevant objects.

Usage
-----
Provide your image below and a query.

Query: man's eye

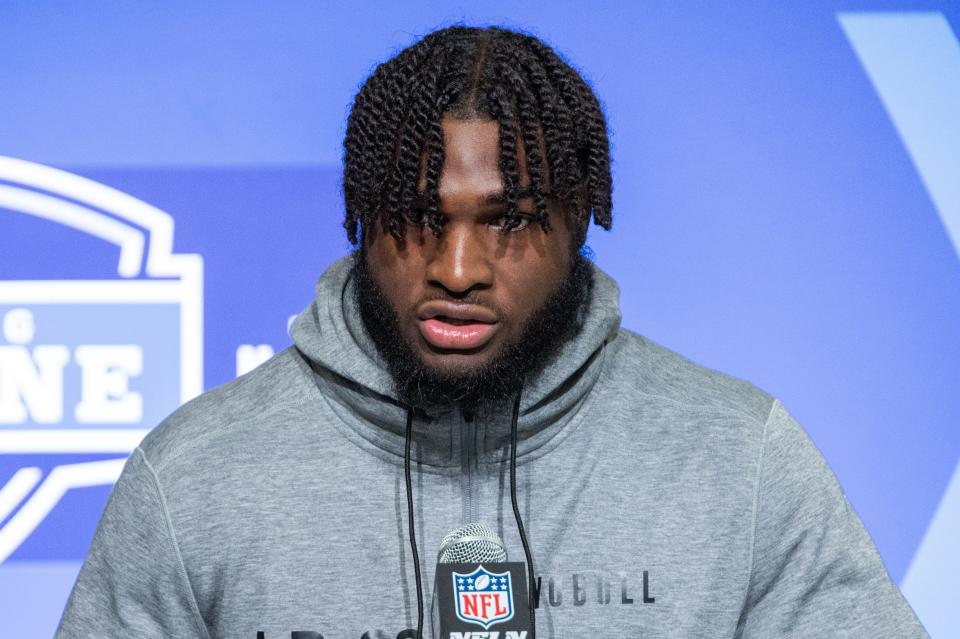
[489,214,532,232]
[404,208,427,225]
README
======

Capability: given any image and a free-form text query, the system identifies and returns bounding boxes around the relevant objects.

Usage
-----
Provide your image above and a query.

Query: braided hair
[343,25,612,246]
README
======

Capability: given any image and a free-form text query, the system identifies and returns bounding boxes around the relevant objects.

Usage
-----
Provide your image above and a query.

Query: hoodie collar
[290,254,621,468]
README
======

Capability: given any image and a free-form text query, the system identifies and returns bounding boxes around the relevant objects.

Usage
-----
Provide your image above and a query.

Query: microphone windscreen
[437,522,507,563]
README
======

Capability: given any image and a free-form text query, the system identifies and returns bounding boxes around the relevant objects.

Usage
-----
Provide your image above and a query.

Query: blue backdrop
[1,2,958,636]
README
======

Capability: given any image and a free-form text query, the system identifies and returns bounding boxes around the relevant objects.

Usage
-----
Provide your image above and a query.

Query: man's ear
[565,193,590,249]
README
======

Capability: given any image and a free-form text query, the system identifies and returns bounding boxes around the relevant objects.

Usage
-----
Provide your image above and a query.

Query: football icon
[474,574,490,590]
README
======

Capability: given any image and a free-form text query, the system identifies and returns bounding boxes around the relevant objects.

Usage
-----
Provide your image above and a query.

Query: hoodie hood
[290,254,621,468]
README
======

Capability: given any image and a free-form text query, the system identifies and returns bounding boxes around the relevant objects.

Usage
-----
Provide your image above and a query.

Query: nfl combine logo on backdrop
[452,565,514,628]
[0,156,203,564]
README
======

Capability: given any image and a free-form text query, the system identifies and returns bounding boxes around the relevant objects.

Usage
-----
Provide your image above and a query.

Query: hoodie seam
[735,398,776,631]
[619,388,769,427]
[136,447,212,639]
[481,342,613,466]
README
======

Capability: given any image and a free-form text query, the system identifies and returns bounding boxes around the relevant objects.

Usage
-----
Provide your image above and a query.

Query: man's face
[358,116,589,405]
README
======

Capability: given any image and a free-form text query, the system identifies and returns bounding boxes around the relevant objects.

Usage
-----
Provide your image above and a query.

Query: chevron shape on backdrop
[839,11,960,638]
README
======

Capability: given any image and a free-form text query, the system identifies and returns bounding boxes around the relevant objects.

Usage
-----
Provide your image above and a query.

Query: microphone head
[437,522,507,563]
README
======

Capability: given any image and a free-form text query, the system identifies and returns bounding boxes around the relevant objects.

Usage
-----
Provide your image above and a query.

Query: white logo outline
[0,155,203,563]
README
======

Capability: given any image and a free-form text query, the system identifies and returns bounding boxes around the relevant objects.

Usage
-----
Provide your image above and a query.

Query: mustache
[410,292,505,317]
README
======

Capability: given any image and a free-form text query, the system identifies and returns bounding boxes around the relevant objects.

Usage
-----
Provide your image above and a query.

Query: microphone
[434,523,534,638]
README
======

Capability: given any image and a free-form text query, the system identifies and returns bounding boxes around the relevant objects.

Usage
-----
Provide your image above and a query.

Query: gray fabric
[56,255,928,638]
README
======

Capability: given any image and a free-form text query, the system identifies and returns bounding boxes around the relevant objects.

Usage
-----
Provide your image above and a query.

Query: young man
[57,26,927,638]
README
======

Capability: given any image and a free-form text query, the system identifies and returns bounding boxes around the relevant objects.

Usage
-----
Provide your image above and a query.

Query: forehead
[437,116,505,197]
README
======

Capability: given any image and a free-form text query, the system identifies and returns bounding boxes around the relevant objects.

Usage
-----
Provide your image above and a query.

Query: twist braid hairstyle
[343,25,613,245]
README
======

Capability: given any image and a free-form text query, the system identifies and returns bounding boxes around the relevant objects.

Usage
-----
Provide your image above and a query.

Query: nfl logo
[452,565,514,629]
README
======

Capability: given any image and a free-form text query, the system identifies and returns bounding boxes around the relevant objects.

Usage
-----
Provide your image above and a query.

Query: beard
[351,250,595,408]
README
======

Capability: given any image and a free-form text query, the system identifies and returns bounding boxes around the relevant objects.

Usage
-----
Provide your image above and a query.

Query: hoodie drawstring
[404,391,537,638]
[404,407,425,638]
[509,387,538,633]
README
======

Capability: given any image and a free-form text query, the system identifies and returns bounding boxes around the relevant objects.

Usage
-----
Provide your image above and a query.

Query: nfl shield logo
[452,565,514,629]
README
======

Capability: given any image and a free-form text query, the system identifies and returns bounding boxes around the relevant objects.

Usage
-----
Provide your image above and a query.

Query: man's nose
[425,223,494,295]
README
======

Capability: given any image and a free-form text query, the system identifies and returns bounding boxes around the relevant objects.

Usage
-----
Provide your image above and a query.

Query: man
[57,26,927,638]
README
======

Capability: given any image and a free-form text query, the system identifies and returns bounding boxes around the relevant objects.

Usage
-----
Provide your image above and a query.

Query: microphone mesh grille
[438,522,507,564]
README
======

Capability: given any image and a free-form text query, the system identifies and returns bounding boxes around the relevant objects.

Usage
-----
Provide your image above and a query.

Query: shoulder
[602,327,775,428]
[136,346,311,473]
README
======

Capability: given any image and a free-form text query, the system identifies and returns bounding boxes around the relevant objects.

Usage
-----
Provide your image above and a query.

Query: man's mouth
[417,301,500,350]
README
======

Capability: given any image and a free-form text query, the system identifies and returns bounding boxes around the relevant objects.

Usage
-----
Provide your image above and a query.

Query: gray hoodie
[56,255,928,638]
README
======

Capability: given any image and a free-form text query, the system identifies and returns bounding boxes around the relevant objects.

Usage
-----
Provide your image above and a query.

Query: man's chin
[405,346,515,405]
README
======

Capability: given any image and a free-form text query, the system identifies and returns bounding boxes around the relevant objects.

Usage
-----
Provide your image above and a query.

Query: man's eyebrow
[479,187,539,205]
[411,187,546,208]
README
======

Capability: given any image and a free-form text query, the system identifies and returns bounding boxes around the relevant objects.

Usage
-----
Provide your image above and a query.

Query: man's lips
[417,301,500,350]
